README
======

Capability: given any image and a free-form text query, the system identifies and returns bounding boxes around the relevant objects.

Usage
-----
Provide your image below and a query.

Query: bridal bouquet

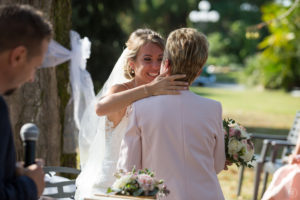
[223,119,255,167]
[107,167,170,198]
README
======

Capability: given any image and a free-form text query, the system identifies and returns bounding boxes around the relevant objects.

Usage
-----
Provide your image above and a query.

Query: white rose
[240,143,254,162]
[241,148,254,162]
[112,174,132,190]
[228,138,244,156]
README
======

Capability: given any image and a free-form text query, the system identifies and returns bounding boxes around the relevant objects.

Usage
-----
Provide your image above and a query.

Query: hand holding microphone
[20,123,45,197]
[20,123,39,167]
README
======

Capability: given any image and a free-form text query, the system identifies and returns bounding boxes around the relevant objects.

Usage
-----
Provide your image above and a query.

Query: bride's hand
[145,71,188,96]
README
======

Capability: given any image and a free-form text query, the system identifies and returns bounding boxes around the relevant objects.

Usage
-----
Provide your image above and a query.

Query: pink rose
[137,174,155,192]
[229,128,235,137]
[234,129,241,138]
[229,128,241,138]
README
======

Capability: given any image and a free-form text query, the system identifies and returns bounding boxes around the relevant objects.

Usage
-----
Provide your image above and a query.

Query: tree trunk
[0,0,73,167]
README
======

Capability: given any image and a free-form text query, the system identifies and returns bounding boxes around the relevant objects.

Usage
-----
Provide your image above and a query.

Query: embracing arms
[96,72,188,116]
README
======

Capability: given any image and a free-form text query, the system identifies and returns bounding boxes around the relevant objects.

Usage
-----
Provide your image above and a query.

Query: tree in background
[72,0,272,88]
[0,0,74,167]
[119,0,198,36]
[243,0,300,90]
[72,0,132,92]
[114,0,268,66]
[190,0,271,67]
[72,0,200,91]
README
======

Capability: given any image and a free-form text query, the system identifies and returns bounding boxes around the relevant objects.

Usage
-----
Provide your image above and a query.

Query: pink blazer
[117,90,225,200]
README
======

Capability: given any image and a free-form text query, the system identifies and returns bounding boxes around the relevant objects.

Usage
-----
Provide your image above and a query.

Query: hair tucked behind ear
[123,29,165,79]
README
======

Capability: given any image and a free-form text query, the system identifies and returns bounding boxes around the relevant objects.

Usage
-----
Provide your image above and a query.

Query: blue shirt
[0,96,37,199]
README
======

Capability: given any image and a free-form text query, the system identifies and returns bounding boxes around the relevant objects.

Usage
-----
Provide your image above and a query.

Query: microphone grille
[20,123,39,141]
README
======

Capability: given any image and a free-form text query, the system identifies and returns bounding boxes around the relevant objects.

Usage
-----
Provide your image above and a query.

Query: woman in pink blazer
[262,133,300,200]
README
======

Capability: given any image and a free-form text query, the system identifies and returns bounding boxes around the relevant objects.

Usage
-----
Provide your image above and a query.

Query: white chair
[43,166,81,199]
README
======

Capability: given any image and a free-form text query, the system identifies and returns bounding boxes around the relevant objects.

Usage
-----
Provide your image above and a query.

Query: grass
[191,87,299,129]
[217,165,269,200]
[190,86,300,200]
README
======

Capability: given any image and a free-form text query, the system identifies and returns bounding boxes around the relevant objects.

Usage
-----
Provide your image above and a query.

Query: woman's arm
[289,134,300,164]
[96,73,188,116]
[294,135,300,155]
[96,84,147,116]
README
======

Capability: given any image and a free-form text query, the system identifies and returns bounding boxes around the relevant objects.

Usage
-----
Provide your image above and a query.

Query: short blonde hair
[163,28,209,84]
[124,28,165,79]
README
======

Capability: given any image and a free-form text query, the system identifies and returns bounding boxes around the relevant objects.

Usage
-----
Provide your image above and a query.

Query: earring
[131,68,135,74]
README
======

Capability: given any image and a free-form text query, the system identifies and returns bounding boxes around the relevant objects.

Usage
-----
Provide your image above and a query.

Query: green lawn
[191,86,299,130]
[190,86,300,200]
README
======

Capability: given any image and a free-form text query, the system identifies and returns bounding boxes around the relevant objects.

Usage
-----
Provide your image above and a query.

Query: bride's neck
[132,79,147,88]
[127,79,137,89]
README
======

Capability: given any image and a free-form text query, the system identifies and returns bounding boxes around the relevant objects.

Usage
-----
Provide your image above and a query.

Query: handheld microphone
[20,123,39,167]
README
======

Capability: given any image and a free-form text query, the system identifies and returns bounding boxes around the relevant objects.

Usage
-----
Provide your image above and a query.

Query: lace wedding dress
[75,112,130,199]
[93,112,130,192]
[75,49,130,199]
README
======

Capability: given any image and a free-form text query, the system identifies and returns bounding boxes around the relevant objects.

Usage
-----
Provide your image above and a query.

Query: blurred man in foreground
[0,4,52,199]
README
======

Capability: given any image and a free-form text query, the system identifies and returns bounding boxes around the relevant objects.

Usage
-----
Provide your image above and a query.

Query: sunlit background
[72,0,299,93]
[71,1,300,199]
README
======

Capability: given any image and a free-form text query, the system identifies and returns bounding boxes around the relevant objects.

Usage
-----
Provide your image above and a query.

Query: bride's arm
[96,73,188,116]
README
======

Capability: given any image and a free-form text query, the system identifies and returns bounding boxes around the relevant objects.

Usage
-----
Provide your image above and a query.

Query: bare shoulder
[107,81,132,94]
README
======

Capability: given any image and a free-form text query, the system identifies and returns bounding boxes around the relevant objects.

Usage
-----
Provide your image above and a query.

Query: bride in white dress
[75,28,188,199]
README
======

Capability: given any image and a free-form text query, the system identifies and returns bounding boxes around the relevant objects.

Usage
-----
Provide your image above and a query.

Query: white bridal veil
[42,31,94,153]
[75,48,129,197]
[42,30,131,198]
[42,30,94,133]
[78,48,129,168]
